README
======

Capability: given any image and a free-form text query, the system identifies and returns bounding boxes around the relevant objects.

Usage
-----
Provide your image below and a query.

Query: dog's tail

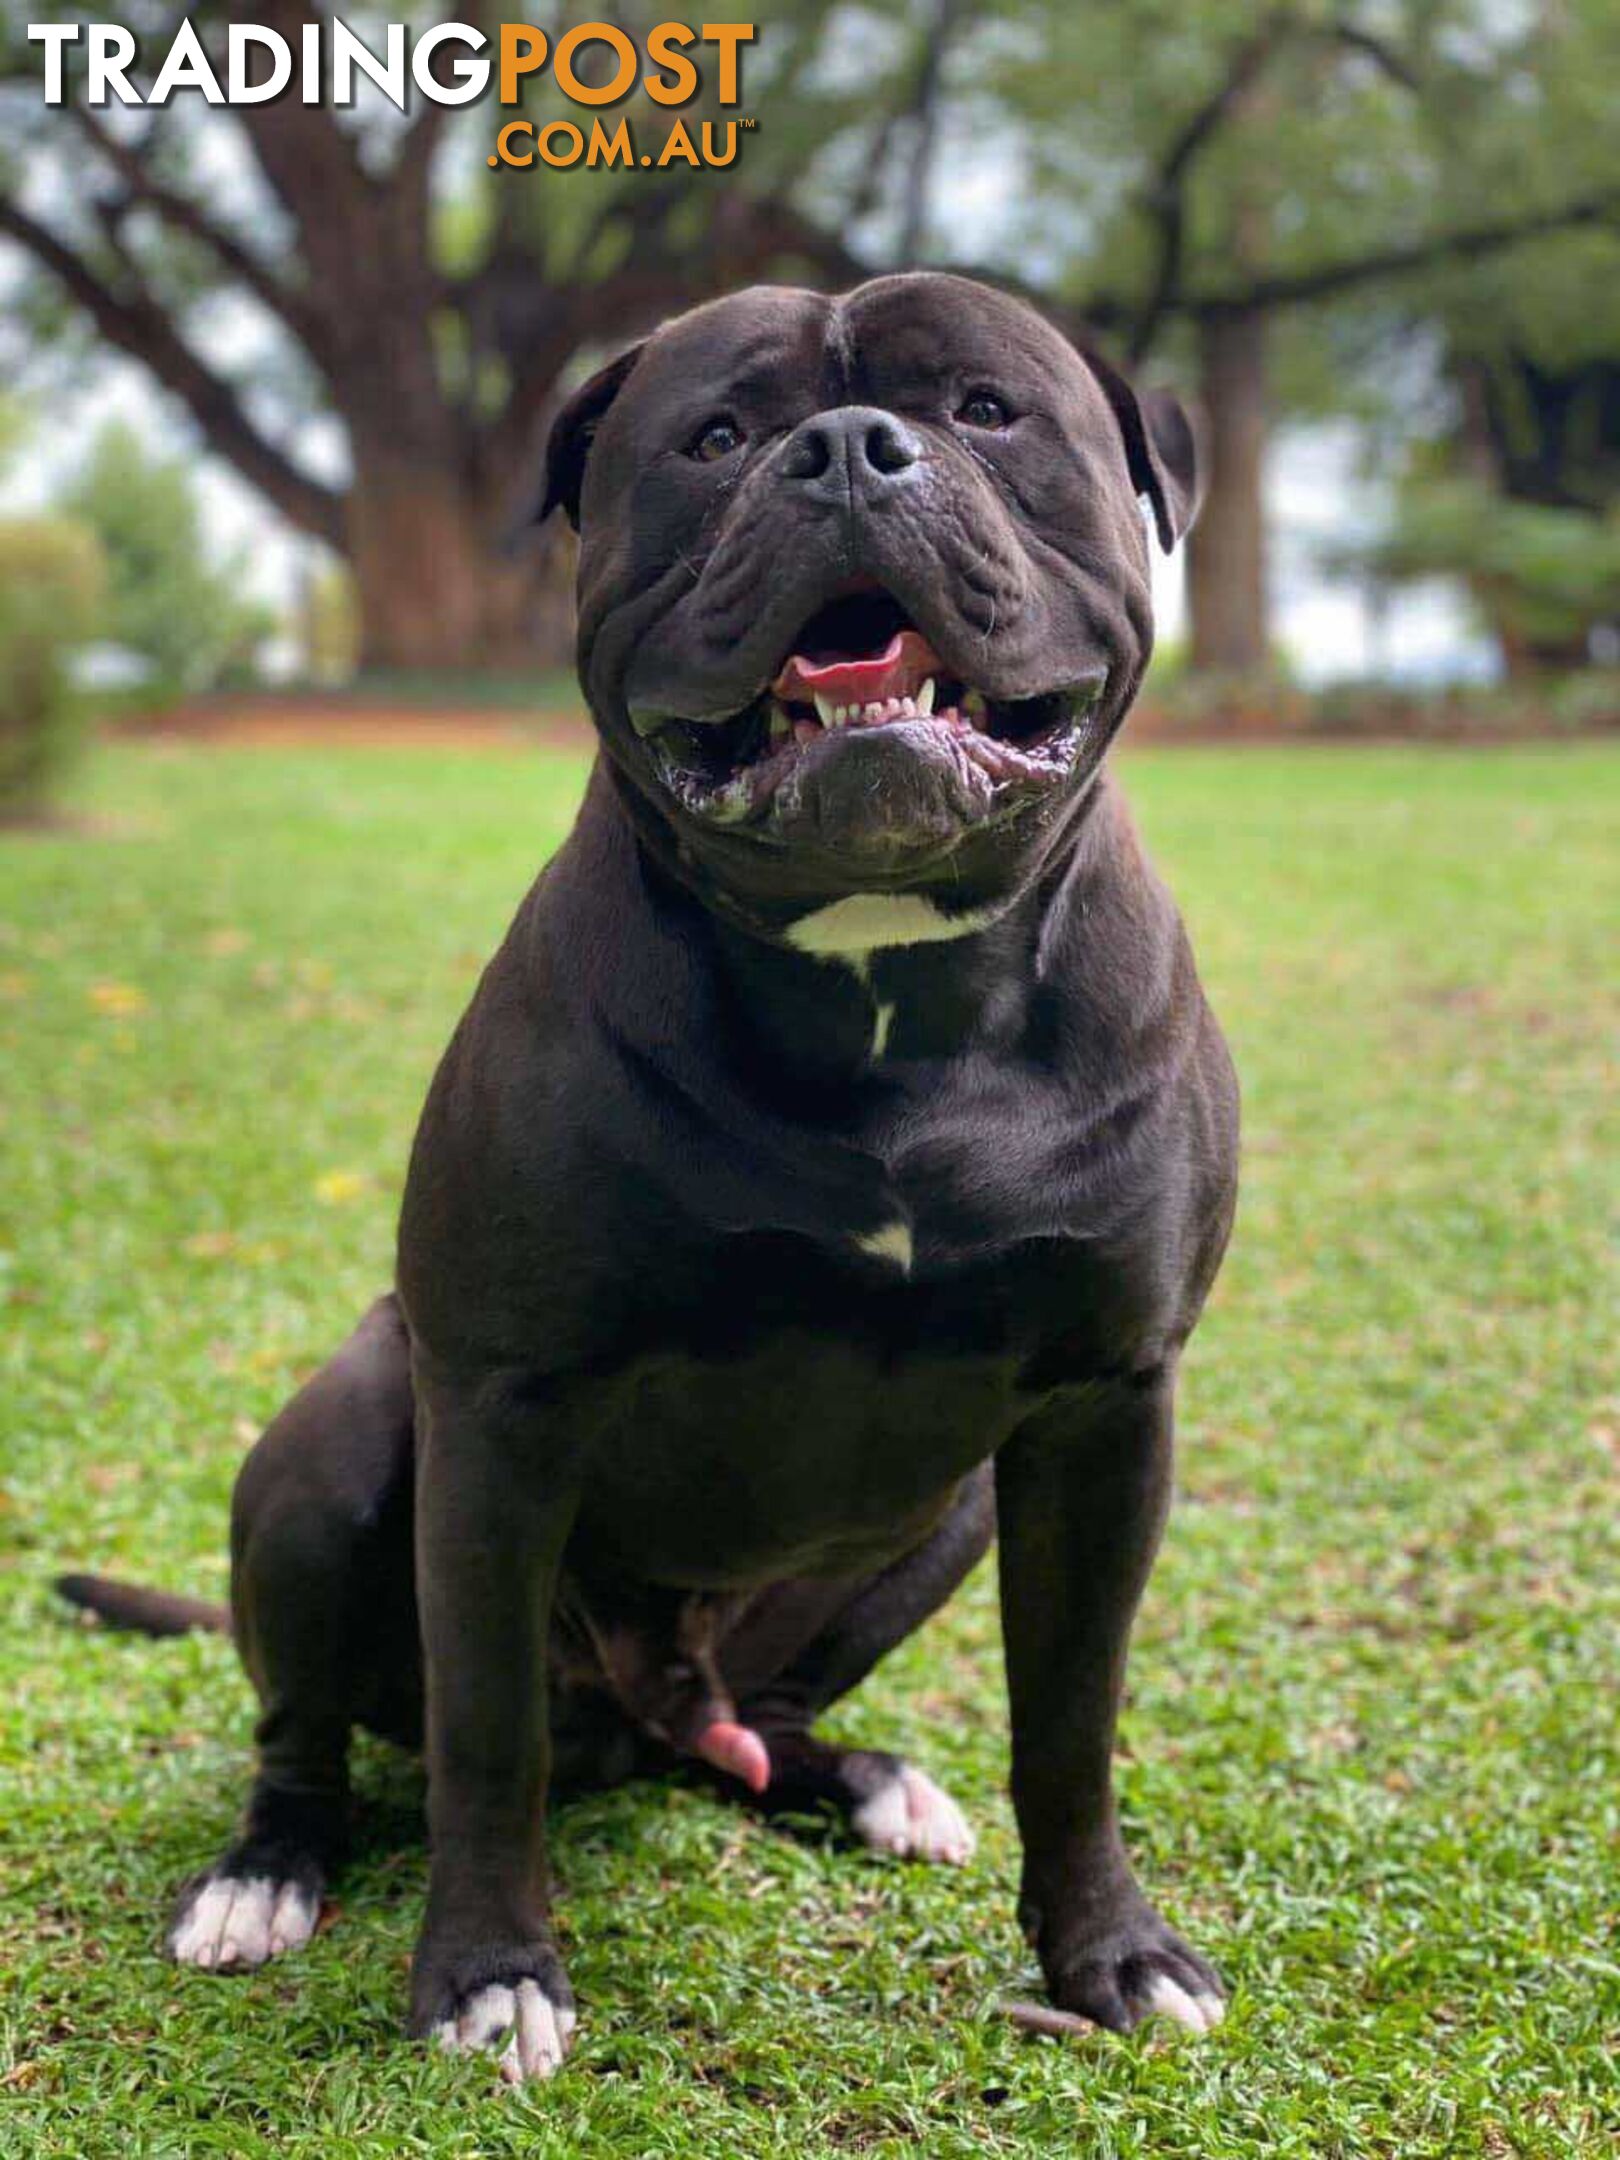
[55,1572,229,1638]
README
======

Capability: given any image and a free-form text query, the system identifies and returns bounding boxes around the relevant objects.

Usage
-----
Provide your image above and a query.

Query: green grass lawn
[2,739,1615,2158]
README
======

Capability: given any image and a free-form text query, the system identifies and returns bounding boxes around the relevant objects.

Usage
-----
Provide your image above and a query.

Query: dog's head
[541,273,1197,925]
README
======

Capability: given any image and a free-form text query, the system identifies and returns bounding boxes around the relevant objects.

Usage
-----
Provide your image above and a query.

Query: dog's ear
[538,341,646,530]
[1081,346,1201,554]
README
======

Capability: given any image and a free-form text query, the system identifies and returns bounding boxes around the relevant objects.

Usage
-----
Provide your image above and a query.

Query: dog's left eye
[956,390,1011,430]
[690,417,745,463]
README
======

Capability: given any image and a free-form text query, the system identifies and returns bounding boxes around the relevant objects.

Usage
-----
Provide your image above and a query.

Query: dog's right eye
[957,389,1012,430]
[690,417,744,463]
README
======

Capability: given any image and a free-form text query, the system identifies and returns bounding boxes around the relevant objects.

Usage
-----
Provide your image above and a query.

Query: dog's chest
[572,1215,1140,1586]
[648,1037,1141,1280]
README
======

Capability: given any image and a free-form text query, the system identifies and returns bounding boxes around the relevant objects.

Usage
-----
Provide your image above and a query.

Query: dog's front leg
[996,1374,1225,2037]
[407,1360,582,2083]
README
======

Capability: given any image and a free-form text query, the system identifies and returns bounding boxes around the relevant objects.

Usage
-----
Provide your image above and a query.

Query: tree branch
[229,0,372,277]
[895,0,967,267]
[1125,9,1429,362]
[0,195,345,548]
[1126,12,1287,360]
[394,0,506,212]
[1192,186,1620,317]
[1324,20,1421,94]
[65,104,327,361]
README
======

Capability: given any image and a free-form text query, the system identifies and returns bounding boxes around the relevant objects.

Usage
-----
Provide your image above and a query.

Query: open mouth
[644,588,1105,826]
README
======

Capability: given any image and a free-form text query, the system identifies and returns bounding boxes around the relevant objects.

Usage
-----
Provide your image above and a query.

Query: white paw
[169,1875,319,1970]
[851,1763,975,1865]
[1144,1969,1225,2034]
[434,1979,576,2085]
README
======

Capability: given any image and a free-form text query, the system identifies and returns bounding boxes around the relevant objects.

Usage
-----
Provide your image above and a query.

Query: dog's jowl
[60,272,1239,2081]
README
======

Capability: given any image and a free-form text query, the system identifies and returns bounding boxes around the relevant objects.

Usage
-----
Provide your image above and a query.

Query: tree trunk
[1186,307,1270,674]
[345,450,574,675]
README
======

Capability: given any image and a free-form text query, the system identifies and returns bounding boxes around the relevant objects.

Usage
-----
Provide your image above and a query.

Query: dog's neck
[710,898,1037,1080]
[654,778,1127,1088]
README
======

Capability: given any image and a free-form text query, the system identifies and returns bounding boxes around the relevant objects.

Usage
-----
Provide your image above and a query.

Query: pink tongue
[771,629,940,709]
[694,1719,772,1795]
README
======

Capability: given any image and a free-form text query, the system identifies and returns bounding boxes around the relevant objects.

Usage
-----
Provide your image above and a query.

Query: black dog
[61,272,1239,2082]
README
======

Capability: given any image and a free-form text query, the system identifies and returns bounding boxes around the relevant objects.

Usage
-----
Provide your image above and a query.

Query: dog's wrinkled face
[543,273,1197,919]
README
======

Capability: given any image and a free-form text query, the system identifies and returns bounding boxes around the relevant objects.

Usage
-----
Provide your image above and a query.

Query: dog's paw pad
[435,1979,576,2085]
[169,1875,319,1971]
[852,1763,975,1865]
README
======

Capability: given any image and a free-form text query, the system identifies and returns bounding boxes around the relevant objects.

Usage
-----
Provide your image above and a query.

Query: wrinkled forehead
[838,274,1097,408]
[618,276,1101,432]
[618,286,838,431]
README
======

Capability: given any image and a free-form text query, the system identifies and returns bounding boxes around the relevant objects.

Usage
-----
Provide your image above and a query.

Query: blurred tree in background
[298,562,362,686]
[0,0,869,673]
[0,510,105,818]
[61,421,277,699]
[1345,476,1620,672]
[1375,181,1620,671]
[978,0,1620,673]
[2,1,1616,685]
[0,395,104,817]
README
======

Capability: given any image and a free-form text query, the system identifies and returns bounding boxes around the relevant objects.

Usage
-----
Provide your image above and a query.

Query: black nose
[780,406,922,497]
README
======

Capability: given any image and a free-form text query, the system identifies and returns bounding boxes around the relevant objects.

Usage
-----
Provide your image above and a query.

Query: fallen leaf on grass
[84,1462,139,1494]
[314,1169,368,1205]
[88,981,147,1016]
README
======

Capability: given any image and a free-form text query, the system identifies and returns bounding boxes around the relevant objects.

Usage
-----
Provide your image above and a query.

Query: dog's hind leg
[170,1295,420,1971]
[719,1464,994,1864]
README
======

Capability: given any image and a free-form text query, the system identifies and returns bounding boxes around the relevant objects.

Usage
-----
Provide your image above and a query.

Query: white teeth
[769,709,790,742]
[962,688,986,719]
[804,689,944,731]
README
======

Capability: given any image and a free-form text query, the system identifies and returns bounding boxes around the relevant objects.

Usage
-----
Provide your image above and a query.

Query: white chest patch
[788,892,1003,1062]
[786,892,1006,962]
[856,1218,914,1272]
